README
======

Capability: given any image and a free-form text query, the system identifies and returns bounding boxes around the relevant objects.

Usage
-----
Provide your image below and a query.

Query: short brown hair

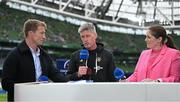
[23,19,46,37]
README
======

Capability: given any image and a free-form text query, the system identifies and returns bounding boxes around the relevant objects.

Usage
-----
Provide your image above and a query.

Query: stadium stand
[0,1,180,74]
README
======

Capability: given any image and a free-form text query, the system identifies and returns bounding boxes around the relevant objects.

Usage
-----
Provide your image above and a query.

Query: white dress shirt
[29,47,42,81]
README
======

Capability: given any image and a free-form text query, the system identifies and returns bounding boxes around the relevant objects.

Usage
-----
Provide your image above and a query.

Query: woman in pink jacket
[126,25,180,82]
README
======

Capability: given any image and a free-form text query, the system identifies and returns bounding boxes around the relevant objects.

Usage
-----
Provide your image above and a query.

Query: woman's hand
[141,78,160,82]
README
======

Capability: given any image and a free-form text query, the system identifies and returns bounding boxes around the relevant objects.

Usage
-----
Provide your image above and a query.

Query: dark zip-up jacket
[67,43,116,82]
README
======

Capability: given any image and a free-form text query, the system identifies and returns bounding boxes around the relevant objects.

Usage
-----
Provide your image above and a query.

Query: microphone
[79,49,89,66]
[114,67,125,81]
[79,49,92,79]
[38,75,48,82]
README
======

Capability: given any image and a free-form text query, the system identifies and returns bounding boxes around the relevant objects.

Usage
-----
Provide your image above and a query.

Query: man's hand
[78,66,88,77]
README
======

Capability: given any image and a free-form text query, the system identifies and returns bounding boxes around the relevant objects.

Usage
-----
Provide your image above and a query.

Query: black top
[67,43,116,82]
[1,40,68,101]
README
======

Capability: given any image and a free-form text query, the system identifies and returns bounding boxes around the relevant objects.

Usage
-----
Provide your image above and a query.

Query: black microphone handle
[79,59,87,66]
[79,60,92,80]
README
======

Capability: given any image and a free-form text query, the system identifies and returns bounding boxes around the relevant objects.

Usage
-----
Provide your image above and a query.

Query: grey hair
[78,22,96,33]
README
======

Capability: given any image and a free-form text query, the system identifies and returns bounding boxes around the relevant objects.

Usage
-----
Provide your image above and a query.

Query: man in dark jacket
[1,19,68,101]
[67,23,116,82]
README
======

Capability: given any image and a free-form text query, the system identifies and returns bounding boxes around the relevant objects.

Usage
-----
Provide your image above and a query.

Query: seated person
[67,23,116,82]
[1,19,68,101]
[126,25,180,82]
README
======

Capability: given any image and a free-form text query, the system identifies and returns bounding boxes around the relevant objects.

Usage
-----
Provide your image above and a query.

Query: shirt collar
[29,47,40,56]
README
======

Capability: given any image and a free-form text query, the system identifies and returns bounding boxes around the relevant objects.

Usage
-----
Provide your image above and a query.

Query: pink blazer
[127,45,180,82]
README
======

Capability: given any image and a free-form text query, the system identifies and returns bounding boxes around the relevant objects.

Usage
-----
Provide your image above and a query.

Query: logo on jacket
[94,66,103,72]
[97,57,101,62]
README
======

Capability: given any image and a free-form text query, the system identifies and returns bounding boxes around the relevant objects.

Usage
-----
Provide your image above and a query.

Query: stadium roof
[2,0,180,35]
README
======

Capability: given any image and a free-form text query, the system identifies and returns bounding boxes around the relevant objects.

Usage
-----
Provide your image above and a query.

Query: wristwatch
[156,79,162,82]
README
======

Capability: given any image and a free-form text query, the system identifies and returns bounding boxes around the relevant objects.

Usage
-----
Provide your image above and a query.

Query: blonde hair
[23,19,46,37]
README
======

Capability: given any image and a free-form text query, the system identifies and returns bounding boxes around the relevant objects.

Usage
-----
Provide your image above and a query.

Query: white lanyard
[95,53,98,73]
[86,53,100,73]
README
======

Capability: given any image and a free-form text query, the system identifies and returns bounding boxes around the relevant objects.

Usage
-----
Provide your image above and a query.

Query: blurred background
[0,0,180,100]
[0,0,180,77]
